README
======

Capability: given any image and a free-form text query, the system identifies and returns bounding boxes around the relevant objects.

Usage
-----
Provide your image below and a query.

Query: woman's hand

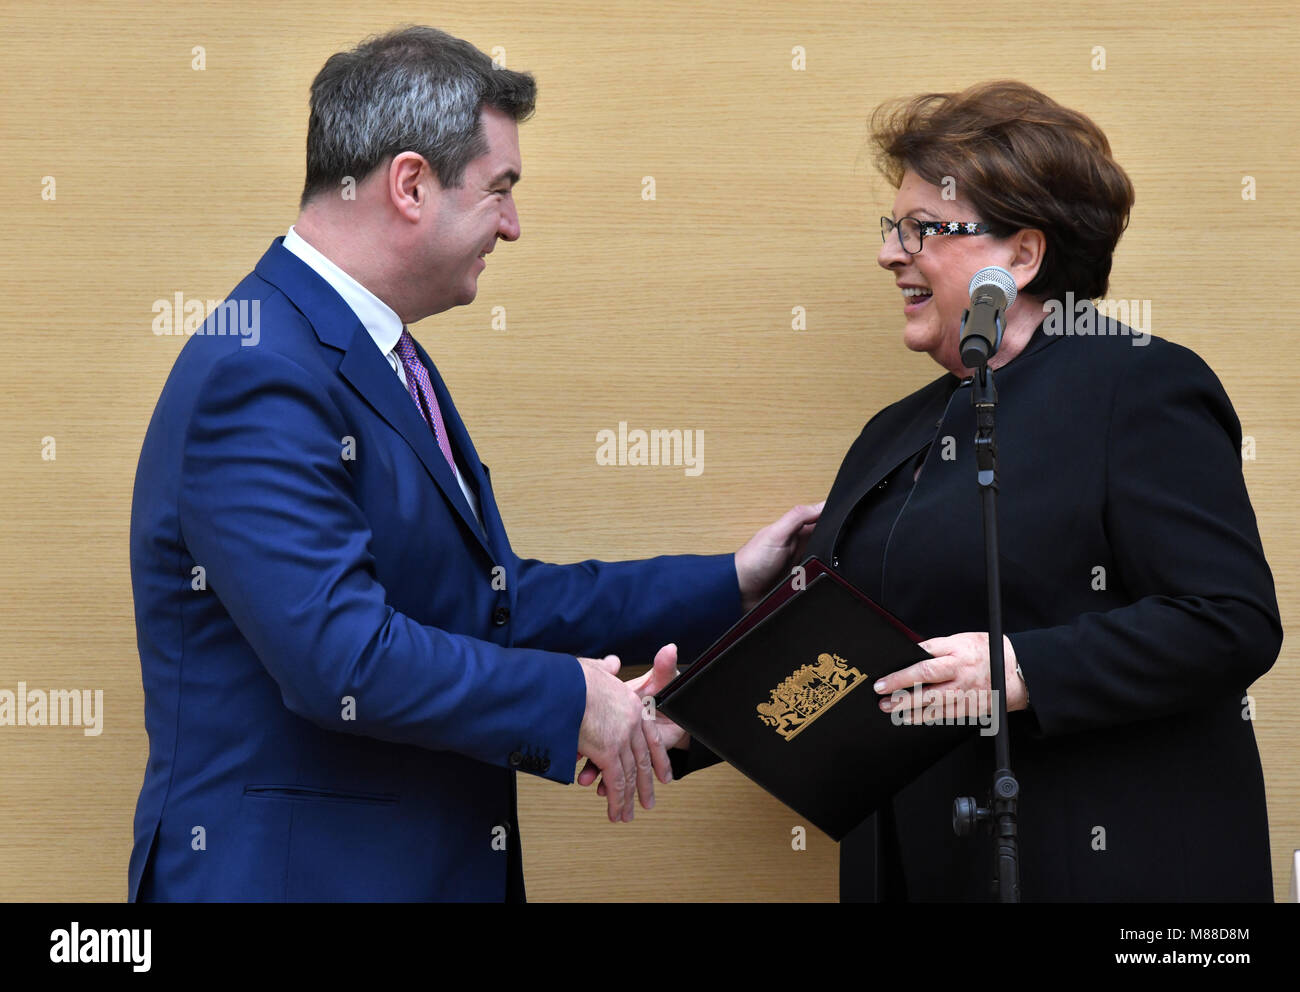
[874,632,1028,718]
[734,502,825,611]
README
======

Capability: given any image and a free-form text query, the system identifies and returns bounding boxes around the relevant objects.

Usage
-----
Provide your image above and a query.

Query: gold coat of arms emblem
[756,652,867,741]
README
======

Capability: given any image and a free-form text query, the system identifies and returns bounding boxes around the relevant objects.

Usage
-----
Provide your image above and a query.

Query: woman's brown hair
[870,80,1135,301]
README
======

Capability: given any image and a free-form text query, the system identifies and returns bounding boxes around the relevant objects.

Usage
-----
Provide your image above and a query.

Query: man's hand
[735,502,825,612]
[576,654,669,822]
[578,643,685,800]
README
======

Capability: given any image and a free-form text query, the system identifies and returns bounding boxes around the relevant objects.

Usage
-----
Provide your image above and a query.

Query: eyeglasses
[881,216,993,255]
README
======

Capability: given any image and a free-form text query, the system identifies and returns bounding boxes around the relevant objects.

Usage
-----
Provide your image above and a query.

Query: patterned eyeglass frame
[881,216,994,255]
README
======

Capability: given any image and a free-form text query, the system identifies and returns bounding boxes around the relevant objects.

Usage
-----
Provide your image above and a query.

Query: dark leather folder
[655,557,973,840]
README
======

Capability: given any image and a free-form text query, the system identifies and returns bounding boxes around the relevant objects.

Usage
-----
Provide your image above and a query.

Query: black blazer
[679,317,1281,901]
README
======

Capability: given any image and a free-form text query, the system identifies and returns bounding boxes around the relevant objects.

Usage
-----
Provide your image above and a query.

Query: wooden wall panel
[1,0,1295,901]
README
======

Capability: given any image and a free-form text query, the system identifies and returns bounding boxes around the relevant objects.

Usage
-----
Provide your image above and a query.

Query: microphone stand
[951,310,1022,903]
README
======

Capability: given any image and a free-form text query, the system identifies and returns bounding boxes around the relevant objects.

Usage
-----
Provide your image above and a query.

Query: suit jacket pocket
[244,785,399,806]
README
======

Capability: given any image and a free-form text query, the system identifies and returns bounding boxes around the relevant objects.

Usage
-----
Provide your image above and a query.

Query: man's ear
[388,152,434,223]
[1008,228,1046,291]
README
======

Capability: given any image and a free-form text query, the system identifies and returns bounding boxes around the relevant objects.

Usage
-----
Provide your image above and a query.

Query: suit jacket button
[508,751,523,768]
[493,606,510,626]
[831,556,840,568]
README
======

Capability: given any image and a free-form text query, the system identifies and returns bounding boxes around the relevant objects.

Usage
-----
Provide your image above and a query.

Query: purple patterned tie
[394,329,458,476]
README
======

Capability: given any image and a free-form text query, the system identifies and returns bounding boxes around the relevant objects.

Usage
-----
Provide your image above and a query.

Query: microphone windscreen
[968,266,1017,309]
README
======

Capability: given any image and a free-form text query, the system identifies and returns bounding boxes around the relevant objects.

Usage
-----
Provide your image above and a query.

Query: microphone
[960,266,1017,368]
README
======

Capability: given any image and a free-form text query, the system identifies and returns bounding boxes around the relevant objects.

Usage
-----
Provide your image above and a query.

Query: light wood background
[1,0,1296,902]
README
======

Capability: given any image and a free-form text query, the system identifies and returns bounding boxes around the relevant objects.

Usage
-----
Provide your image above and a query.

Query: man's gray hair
[301,25,536,206]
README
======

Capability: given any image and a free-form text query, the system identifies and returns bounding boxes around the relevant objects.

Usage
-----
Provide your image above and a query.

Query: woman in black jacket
[659,79,1281,902]
[820,80,1280,901]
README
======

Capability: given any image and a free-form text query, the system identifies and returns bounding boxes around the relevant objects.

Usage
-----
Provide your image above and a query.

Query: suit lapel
[254,238,494,558]
[337,332,492,551]
[409,333,506,556]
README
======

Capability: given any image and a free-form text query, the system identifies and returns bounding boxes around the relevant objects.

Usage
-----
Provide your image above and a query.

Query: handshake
[572,500,825,822]
[575,643,686,822]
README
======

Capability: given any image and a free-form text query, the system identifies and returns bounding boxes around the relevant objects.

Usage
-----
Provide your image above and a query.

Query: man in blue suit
[128,25,819,901]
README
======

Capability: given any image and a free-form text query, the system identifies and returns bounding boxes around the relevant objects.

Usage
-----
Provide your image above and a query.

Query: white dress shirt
[282,226,481,525]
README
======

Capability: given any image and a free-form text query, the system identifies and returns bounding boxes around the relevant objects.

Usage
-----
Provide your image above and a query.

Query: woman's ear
[1009,228,1047,291]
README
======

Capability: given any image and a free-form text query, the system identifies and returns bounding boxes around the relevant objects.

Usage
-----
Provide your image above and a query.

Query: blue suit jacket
[128,238,741,901]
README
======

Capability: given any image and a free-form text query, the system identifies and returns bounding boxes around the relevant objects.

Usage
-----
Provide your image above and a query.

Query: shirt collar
[282,226,404,357]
